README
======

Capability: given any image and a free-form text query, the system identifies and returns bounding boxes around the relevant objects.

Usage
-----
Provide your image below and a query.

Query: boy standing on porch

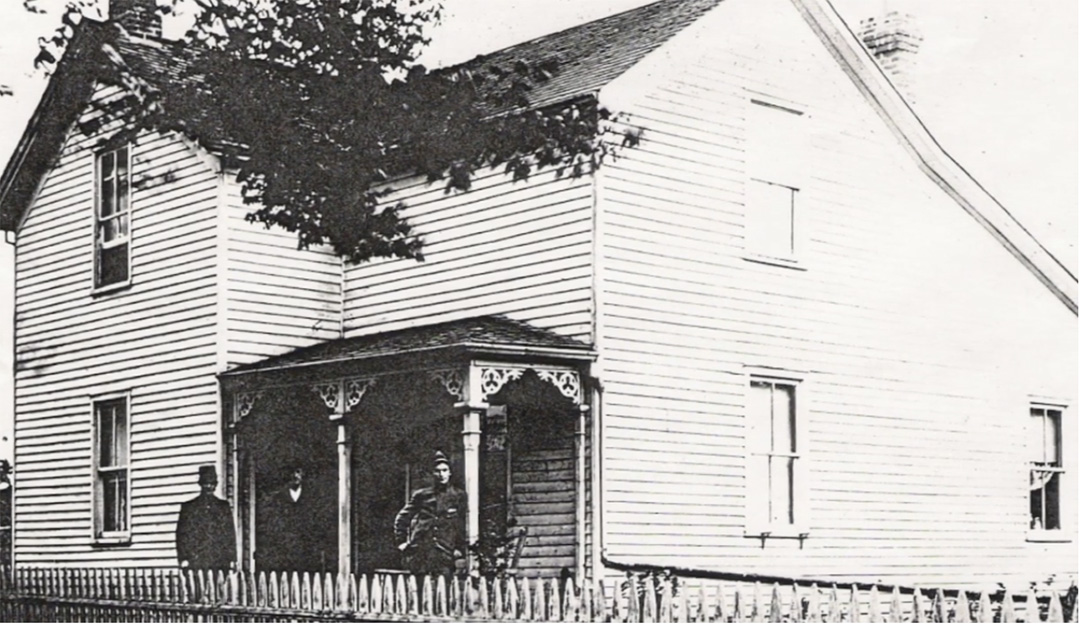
[394,451,467,576]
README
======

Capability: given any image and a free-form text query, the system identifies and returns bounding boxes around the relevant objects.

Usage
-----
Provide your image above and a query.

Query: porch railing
[0,567,1075,622]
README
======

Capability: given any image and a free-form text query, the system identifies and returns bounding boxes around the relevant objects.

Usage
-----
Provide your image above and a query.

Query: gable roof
[1,0,1074,313]
[222,315,594,377]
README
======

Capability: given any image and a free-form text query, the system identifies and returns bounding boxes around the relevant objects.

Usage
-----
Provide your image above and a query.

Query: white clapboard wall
[13,85,222,567]
[342,167,595,343]
[592,0,1076,590]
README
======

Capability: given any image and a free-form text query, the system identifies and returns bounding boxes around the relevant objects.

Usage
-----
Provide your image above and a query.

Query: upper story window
[95,146,132,290]
[745,100,806,267]
[745,372,808,536]
[1029,404,1064,534]
[94,395,131,542]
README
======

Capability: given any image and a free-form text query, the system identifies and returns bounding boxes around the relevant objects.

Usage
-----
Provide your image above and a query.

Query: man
[175,465,236,571]
[394,451,467,576]
[257,463,334,573]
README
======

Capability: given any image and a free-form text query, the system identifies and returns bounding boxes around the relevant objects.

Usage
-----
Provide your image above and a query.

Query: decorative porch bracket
[477,366,583,404]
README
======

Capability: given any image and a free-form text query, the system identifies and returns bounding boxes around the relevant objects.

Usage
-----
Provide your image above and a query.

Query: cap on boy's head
[433,450,450,468]
[198,465,217,483]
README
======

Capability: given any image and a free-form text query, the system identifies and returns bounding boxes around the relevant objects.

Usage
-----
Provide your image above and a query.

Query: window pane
[1030,471,1061,531]
[748,180,794,258]
[98,406,114,468]
[100,179,115,218]
[772,383,796,453]
[1046,410,1062,465]
[1030,407,1045,463]
[102,470,127,533]
[116,147,128,178]
[114,403,128,466]
[117,173,130,215]
[99,242,129,286]
[769,456,795,526]
[101,152,115,179]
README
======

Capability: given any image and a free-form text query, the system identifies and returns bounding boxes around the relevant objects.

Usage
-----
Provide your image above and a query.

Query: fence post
[848,585,860,622]
[912,587,927,623]
[955,590,972,623]
[435,574,447,618]
[547,577,561,622]
[827,585,842,622]
[1025,589,1041,624]
[521,576,534,621]
[658,576,671,623]
[1047,591,1063,623]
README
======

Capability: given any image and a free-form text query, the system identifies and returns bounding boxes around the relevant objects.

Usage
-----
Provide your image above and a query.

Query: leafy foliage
[19,0,631,264]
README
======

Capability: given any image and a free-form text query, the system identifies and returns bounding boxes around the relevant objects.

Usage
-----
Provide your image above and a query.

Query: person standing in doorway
[258,462,335,573]
[394,451,467,576]
[175,465,236,572]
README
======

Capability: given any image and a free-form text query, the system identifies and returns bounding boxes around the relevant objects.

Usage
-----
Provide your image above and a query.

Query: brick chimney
[110,0,162,40]
[858,11,922,103]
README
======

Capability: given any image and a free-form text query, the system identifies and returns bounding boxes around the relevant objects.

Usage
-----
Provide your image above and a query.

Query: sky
[0,0,1076,461]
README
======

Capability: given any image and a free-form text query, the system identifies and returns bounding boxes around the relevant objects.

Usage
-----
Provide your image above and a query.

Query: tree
[15,0,628,264]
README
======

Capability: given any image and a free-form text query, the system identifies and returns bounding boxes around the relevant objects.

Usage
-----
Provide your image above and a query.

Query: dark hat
[198,465,218,483]
[433,450,450,468]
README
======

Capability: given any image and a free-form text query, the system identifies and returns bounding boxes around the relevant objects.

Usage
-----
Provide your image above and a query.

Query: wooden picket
[0,566,1074,622]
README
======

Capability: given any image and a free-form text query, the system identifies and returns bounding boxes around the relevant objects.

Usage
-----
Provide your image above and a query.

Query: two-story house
[0,0,1075,590]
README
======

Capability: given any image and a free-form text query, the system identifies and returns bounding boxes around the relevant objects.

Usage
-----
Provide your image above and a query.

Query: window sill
[92,535,131,547]
[1026,530,1072,544]
[743,254,807,271]
[91,280,132,298]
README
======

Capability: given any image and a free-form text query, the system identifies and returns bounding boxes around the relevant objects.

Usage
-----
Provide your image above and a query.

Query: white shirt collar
[289,486,302,502]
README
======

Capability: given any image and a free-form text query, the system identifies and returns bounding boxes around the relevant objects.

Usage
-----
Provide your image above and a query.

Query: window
[94,146,131,289]
[1029,405,1063,533]
[745,100,806,265]
[745,374,807,535]
[94,396,130,540]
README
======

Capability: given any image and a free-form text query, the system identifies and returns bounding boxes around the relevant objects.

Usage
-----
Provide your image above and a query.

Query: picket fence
[0,567,1076,622]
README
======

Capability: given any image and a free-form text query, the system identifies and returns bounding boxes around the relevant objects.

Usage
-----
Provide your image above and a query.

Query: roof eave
[0,22,107,233]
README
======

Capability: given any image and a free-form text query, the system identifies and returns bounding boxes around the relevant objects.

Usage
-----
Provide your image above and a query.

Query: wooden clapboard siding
[593,0,1076,590]
[342,167,594,342]
[512,443,576,578]
[12,85,225,568]
[221,174,342,367]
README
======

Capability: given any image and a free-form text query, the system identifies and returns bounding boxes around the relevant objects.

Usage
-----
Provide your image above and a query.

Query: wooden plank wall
[341,167,595,343]
[512,442,576,578]
[221,175,343,367]
[593,0,1077,590]
[13,85,224,566]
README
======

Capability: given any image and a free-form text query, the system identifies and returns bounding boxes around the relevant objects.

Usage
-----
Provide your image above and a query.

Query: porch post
[462,364,488,572]
[330,412,351,579]
[575,402,589,586]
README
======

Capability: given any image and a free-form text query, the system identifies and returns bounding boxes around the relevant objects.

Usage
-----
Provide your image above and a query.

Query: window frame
[92,145,133,294]
[743,96,809,270]
[91,392,132,545]
[1027,400,1070,543]
[743,368,810,538]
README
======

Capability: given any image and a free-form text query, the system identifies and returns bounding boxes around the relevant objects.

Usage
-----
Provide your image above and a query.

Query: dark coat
[257,486,334,573]
[176,493,236,571]
[394,483,466,559]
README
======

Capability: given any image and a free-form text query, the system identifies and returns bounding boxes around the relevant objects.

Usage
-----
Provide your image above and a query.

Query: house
[0,0,1075,591]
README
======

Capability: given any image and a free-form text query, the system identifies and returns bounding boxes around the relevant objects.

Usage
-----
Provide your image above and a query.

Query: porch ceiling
[221,315,595,381]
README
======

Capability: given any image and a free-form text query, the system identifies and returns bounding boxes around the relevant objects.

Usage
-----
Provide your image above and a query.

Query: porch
[219,317,595,582]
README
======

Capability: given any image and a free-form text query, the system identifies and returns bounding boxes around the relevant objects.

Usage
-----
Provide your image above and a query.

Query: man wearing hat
[394,451,467,576]
[175,465,237,571]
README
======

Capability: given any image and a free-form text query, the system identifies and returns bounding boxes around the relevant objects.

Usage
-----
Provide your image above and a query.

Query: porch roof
[221,316,595,378]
